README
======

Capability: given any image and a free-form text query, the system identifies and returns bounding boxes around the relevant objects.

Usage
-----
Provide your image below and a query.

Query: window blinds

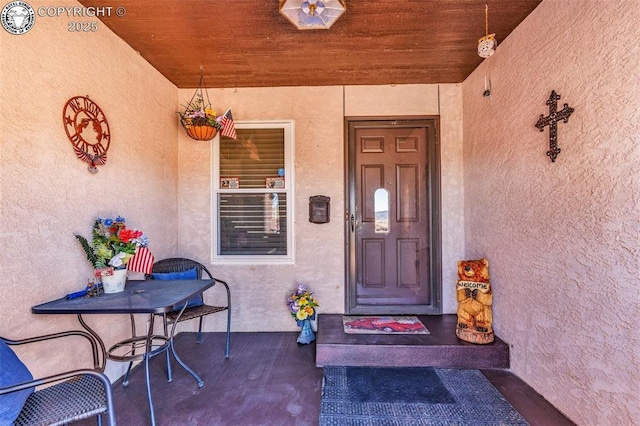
[218,128,287,255]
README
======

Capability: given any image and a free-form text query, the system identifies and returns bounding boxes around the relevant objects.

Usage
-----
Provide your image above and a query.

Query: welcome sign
[456,280,491,293]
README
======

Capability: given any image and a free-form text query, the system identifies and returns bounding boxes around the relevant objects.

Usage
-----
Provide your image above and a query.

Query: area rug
[343,316,430,334]
[319,367,529,425]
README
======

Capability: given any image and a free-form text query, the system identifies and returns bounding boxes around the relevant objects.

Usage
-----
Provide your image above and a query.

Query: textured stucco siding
[462,0,640,424]
[1,0,179,381]
[176,84,465,333]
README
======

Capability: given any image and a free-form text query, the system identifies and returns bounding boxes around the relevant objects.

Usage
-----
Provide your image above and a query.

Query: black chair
[0,330,116,426]
[147,258,231,358]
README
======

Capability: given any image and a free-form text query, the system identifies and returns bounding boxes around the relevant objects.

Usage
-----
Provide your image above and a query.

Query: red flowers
[117,228,142,244]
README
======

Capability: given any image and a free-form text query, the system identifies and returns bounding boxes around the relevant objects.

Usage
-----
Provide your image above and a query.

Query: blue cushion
[151,267,204,310]
[0,340,34,424]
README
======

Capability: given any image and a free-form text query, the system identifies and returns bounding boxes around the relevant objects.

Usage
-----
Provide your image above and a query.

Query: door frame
[344,116,442,315]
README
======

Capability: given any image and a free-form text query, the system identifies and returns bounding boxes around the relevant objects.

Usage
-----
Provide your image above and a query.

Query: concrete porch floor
[75,322,574,425]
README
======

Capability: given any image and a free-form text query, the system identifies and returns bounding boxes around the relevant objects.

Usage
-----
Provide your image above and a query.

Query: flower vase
[296,318,316,344]
[101,269,127,294]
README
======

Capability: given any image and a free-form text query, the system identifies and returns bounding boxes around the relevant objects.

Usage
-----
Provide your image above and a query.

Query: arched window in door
[374,188,389,233]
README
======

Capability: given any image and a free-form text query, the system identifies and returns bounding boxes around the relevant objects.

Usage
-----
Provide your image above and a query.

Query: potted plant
[75,216,150,293]
[177,94,223,141]
[177,67,225,141]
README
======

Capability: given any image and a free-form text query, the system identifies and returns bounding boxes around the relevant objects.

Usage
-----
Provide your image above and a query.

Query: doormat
[343,316,430,334]
[319,367,529,425]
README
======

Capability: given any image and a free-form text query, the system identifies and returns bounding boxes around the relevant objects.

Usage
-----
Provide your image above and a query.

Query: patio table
[32,278,215,426]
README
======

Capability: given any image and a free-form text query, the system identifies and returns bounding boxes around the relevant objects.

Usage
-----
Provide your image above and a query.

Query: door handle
[350,214,355,232]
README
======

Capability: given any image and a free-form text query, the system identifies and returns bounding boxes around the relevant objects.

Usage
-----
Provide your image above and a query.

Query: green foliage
[74,233,100,268]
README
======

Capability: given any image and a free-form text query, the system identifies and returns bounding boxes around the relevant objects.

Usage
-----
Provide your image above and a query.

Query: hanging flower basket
[178,67,223,141]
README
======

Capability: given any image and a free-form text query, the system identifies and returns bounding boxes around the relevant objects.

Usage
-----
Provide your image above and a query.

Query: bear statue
[456,258,494,344]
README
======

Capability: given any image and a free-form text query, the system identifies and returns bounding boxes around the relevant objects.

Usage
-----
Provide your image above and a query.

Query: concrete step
[315,314,509,369]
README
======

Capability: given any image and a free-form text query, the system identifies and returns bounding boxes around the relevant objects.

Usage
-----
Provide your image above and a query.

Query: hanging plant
[177,67,223,141]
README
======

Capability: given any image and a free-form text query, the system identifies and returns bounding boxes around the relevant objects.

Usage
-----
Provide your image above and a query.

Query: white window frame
[211,120,295,264]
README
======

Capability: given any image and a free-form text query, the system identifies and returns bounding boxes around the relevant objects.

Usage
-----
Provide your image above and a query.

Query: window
[374,188,389,233]
[212,121,294,264]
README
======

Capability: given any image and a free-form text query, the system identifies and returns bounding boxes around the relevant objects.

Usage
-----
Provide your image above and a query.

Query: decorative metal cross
[535,90,574,162]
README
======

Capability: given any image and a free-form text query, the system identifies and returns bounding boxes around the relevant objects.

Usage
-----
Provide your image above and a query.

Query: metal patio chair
[147,258,231,358]
[0,330,116,426]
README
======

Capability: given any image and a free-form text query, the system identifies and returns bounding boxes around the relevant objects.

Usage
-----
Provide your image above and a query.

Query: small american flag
[218,109,237,139]
[128,246,155,275]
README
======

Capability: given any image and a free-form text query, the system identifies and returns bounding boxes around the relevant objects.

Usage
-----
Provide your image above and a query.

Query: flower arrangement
[75,216,148,270]
[288,284,319,321]
[177,94,223,131]
[178,67,225,141]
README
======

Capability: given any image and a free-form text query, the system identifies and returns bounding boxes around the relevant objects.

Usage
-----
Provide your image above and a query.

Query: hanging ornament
[478,4,497,58]
[62,95,110,174]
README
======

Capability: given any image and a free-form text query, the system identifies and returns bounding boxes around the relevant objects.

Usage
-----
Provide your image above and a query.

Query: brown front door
[346,118,441,315]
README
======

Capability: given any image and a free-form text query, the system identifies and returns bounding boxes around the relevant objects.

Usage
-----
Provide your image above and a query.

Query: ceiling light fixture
[279,0,346,30]
[478,4,497,58]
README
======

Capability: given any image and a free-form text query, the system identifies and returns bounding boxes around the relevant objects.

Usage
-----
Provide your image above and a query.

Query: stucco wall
[462,0,640,423]
[0,0,179,380]
[176,83,464,333]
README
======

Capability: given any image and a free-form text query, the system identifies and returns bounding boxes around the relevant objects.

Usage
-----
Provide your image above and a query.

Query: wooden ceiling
[78,0,541,89]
